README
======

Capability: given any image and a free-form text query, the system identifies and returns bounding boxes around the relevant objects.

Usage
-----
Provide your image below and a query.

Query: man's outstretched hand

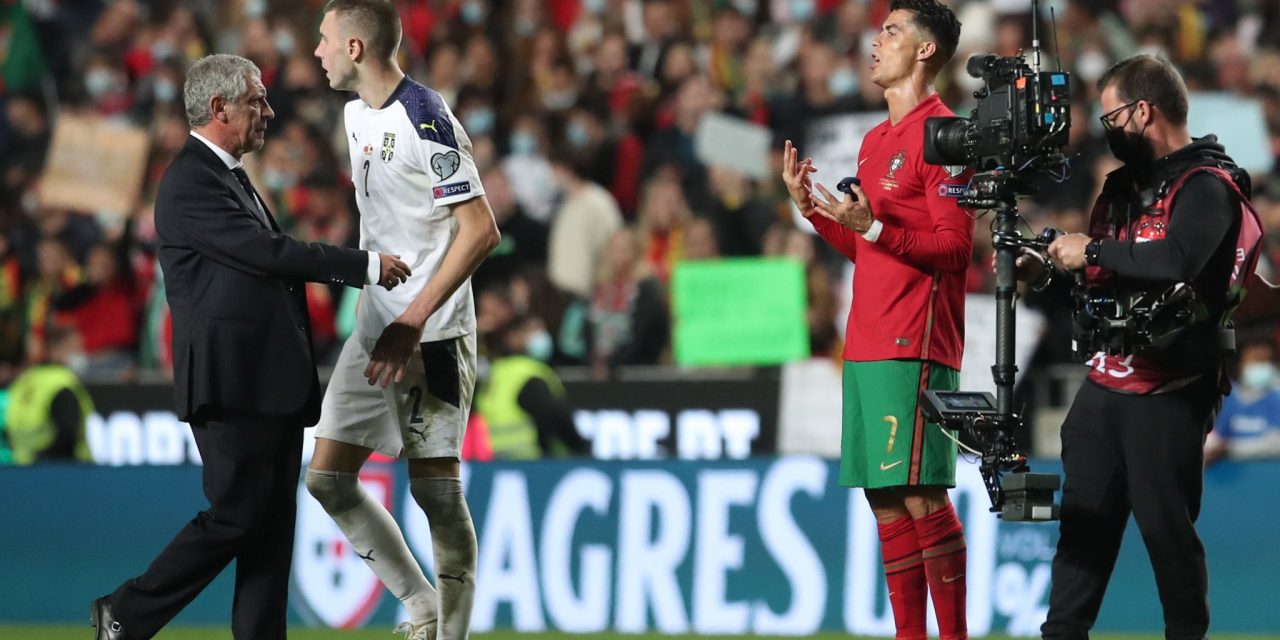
[377,254,411,291]
[782,139,817,211]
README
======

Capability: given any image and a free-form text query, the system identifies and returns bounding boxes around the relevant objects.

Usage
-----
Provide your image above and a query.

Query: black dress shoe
[90,597,127,640]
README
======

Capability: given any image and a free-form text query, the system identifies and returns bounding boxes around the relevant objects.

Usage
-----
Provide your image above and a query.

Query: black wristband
[1084,239,1102,267]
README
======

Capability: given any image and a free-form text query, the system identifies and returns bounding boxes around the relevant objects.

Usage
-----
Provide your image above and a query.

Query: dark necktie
[231,166,270,228]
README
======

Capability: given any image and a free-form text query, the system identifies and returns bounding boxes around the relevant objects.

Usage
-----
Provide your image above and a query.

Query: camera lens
[924,116,971,166]
[966,54,997,79]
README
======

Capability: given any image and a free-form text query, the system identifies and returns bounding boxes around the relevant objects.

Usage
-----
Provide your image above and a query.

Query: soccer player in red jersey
[782,2,972,639]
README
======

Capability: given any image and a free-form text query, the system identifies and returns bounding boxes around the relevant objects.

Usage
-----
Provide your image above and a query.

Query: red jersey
[807,94,974,370]
[1083,165,1263,394]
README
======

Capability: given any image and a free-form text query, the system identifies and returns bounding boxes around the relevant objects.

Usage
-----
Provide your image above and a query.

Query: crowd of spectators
[3,0,1280,455]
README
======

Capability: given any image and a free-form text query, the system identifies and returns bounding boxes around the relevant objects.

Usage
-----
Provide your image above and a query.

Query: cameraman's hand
[811,181,875,233]
[782,140,817,211]
[1014,248,1049,284]
[377,253,412,291]
[1048,234,1090,270]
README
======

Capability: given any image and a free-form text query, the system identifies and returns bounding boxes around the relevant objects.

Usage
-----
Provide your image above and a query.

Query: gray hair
[183,54,261,127]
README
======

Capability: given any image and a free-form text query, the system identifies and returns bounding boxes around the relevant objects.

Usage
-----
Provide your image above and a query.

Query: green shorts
[839,359,960,489]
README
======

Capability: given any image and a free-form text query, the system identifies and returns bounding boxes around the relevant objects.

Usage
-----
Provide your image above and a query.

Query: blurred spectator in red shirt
[58,242,140,379]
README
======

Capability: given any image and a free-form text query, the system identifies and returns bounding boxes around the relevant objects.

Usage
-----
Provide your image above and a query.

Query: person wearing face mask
[1205,338,1280,464]
[84,59,133,117]
[1016,54,1264,640]
[476,310,588,459]
[2,325,94,465]
[563,105,616,188]
[463,106,495,138]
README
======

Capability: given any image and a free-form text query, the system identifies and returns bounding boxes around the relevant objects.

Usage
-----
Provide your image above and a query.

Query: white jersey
[344,77,484,341]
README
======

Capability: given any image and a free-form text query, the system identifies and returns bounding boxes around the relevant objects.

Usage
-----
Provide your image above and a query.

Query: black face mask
[1105,123,1156,168]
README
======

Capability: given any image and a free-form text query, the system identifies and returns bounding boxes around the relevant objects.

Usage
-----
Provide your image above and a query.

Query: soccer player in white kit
[307,2,500,639]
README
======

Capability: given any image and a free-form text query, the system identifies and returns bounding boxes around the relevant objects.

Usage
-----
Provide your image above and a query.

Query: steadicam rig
[920,0,1064,521]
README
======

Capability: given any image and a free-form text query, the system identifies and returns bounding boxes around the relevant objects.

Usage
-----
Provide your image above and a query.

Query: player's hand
[377,254,411,291]
[1014,248,1049,284]
[782,139,818,211]
[364,316,422,387]
[1048,233,1090,270]
[810,181,875,233]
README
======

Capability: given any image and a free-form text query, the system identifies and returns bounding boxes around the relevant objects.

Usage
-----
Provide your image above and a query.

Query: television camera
[919,0,1070,521]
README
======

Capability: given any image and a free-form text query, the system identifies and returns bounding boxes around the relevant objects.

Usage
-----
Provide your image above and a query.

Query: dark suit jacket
[156,136,367,425]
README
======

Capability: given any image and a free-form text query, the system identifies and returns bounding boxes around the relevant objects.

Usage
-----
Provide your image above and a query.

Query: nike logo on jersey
[420,120,438,133]
[879,460,903,471]
[357,549,375,562]
[859,158,869,167]
[942,573,965,583]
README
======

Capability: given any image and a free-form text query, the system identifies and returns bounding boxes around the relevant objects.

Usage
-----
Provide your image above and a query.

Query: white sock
[305,469,438,623]
[410,477,477,640]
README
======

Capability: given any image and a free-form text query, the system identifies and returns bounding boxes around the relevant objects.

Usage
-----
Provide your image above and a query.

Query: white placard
[1187,92,1272,173]
[694,112,773,179]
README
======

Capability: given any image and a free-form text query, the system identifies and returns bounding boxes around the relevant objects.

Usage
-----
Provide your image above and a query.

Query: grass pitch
[3,629,1280,640]
[0,630,872,640]
[1,630,860,640]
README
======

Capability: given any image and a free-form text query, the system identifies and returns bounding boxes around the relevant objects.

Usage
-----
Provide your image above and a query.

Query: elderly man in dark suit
[90,53,410,640]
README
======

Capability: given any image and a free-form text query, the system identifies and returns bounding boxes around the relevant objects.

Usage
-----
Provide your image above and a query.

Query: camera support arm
[992,197,1021,419]
[921,172,1061,521]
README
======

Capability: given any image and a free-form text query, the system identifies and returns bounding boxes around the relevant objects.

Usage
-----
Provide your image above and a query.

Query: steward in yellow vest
[3,326,94,464]
[476,314,589,459]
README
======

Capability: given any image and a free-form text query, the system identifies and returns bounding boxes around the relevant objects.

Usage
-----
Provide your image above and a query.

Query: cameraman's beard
[1105,124,1156,169]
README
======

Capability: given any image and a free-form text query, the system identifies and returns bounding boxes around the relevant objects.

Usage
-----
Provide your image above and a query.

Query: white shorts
[315,332,476,459]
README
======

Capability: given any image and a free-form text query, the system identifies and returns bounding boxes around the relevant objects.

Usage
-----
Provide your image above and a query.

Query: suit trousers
[1042,376,1218,640]
[110,415,304,640]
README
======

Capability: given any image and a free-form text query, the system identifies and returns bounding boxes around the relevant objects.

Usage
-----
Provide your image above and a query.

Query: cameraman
[1020,54,1263,640]
[782,2,972,638]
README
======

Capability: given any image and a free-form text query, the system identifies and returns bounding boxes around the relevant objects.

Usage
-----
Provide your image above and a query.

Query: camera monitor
[922,390,998,423]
